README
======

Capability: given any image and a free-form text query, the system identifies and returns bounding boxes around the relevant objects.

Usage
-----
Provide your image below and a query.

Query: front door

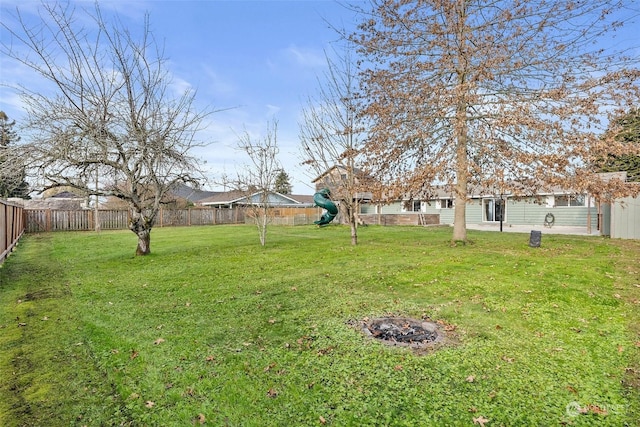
[483,198,505,222]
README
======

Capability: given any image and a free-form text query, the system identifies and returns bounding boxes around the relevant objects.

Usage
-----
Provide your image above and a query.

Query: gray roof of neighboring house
[312,165,371,184]
[197,191,314,206]
[169,183,219,202]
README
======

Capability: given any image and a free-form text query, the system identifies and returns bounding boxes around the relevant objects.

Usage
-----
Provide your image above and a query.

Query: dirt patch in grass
[22,287,71,301]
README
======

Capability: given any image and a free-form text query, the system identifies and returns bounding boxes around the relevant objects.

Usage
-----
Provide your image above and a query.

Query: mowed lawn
[1,225,639,426]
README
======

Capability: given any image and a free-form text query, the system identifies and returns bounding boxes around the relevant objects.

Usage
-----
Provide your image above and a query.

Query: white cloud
[283,45,326,68]
[201,66,237,97]
[265,104,281,117]
[169,76,193,97]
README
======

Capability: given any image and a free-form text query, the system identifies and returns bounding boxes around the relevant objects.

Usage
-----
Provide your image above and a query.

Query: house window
[412,200,421,212]
[555,195,585,207]
[483,198,506,222]
[441,199,454,209]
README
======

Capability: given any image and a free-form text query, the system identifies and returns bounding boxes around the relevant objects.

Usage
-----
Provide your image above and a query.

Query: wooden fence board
[0,200,25,264]
[24,207,321,233]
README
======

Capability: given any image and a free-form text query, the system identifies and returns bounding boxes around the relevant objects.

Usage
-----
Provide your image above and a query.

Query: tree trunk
[452,178,467,244]
[135,228,151,256]
[129,211,153,256]
[452,98,469,244]
[349,207,358,246]
[259,210,267,246]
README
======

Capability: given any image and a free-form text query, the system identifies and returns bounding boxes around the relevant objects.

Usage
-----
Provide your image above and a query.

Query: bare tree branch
[350,0,640,243]
[1,2,215,254]
[236,119,282,246]
[299,45,368,245]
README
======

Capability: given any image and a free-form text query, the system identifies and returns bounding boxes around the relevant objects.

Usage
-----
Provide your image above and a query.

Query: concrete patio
[465,223,602,236]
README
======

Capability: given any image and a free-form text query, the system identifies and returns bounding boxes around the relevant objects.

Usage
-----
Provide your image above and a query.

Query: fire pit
[360,316,445,350]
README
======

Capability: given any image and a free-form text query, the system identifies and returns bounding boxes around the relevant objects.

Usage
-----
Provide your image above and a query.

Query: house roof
[197,190,246,205]
[197,190,314,206]
[50,191,84,199]
[168,183,219,202]
[312,165,370,184]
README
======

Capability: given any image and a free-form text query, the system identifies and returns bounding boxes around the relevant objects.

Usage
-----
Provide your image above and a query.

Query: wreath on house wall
[544,213,555,227]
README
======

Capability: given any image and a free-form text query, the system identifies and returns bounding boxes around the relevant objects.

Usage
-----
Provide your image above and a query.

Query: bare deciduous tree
[236,119,281,246]
[299,47,366,245]
[1,3,213,255]
[350,0,640,244]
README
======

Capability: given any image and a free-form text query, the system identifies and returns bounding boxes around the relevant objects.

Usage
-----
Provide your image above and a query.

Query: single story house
[311,165,374,202]
[197,190,315,208]
[359,187,600,231]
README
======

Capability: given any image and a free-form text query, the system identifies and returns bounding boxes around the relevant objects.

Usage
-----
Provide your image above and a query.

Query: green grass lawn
[1,225,639,426]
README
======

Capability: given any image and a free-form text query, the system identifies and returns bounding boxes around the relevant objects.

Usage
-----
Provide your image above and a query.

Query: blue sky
[0,0,361,194]
[1,1,638,195]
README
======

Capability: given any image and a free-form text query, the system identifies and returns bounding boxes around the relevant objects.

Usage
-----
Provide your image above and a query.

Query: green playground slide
[313,188,338,226]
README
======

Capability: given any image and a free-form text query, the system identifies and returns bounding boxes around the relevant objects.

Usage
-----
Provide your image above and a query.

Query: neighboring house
[360,185,600,231]
[16,190,88,210]
[311,165,373,202]
[354,166,640,238]
[168,183,218,204]
[197,190,315,208]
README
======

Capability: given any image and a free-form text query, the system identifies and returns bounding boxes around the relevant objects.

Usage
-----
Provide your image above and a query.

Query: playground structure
[313,188,338,226]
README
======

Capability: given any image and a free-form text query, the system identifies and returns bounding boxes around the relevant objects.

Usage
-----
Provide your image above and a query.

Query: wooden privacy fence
[0,199,25,264]
[25,206,322,233]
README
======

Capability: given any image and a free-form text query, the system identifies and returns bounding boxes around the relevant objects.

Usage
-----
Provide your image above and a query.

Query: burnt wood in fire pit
[361,317,444,350]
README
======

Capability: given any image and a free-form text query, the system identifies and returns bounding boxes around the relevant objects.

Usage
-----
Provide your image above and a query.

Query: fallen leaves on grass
[154,338,165,345]
[267,388,278,398]
[578,404,608,416]
[473,415,489,426]
[317,346,334,356]
[436,319,457,331]
[145,400,155,408]
[195,413,206,424]
[319,415,327,424]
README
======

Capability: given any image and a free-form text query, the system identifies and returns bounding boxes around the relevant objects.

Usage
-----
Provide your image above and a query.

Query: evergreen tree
[273,170,292,194]
[0,111,30,198]
[598,108,640,182]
